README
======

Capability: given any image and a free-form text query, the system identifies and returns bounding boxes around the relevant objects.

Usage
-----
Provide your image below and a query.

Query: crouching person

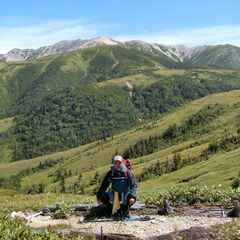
[96,155,138,219]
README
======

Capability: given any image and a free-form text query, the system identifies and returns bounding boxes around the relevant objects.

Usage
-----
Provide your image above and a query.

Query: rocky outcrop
[3,36,120,62]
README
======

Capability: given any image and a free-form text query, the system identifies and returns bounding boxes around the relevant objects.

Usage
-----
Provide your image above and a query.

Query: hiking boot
[112,213,122,221]
[140,215,151,221]
[84,204,112,221]
[120,206,130,218]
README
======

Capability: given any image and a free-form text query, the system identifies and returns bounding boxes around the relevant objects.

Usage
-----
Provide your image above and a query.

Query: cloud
[115,25,240,47]
[0,19,103,53]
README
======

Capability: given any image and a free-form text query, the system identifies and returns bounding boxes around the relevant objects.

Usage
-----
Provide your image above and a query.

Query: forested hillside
[8,86,140,160]
[1,67,240,161]
[0,45,182,119]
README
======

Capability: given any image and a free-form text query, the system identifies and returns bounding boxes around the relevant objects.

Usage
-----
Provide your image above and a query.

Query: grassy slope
[139,148,240,192]
[0,117,14,163]
[97,68,238,89]
[1,89,239,191]
[0,117,13,133]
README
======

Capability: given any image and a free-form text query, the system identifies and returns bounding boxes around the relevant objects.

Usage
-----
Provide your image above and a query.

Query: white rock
[10,211,17,218]
[10,211,26,219]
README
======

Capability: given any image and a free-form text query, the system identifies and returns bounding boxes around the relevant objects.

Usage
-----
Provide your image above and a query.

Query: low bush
[210,220,240,240]
[143,185,240,205]
[0,213,88,239]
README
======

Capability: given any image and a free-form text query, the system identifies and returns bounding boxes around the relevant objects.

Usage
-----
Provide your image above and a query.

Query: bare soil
[28,214,232,239]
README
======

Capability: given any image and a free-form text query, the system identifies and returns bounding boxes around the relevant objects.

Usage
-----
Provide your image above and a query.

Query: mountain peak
[2,36,120,62]
[92,35,119,45]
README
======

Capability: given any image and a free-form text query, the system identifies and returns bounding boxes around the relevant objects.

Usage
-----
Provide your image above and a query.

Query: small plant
[231,172,240,189]
[231,177,240,189]
[52,204,74,219]
[0,213,89,239]
[210,220,240,240]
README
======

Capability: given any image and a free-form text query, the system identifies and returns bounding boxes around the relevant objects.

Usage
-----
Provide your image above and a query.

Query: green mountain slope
[13,85,140,160]
[140,147,240,192]
[1,68,240,162]
[0,118,13,133]
[0,90,239,193]
[0,45,181,119]
[188,44,240,68]
[126,41,240,69]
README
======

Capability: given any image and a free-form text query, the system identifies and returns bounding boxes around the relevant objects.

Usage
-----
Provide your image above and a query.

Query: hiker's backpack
[122,159,132,171]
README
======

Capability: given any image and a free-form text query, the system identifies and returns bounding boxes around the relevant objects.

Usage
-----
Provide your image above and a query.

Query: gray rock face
[4,48,35,61]
[125,41,210,62]
[166,45,209,61]
[125,40,181,62]
[3,36,120,62]
[36,39,84,58]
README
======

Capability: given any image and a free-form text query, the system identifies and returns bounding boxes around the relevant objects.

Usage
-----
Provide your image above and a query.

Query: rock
[227,200,240,218]
[10,211,26,219]
[158,199,174,215]
[10,211,17,218]
[159,216,167,222]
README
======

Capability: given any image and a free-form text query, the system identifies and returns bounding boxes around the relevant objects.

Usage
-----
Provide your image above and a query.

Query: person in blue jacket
[96,155,138,217]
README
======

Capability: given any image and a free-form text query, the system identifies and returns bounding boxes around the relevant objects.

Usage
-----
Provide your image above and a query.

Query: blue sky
[1,0,240,53]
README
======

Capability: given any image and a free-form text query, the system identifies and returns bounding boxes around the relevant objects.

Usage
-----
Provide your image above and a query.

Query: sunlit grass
[139,148,240,192]
[0,117,13,133]
[0,192,95,213]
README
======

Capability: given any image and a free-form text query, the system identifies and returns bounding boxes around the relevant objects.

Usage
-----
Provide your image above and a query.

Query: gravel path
[28,215,232,239]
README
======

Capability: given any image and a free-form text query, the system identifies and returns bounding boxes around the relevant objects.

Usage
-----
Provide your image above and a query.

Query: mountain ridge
[1,36,240,68]
[1,36,120,62]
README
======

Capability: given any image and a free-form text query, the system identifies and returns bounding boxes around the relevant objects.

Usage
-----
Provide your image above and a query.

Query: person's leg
[119,193,135,218]
[101,192,112,207]
[101,192,114,217]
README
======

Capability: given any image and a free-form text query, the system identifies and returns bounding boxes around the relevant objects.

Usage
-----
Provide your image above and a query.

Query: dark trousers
[100,192,134,217]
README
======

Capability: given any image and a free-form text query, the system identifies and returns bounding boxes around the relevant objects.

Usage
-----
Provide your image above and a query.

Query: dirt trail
[28,214,232,239]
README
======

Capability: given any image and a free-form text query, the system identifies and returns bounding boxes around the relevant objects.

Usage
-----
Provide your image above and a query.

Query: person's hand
[129,197,135,205]
[97,198,101,204]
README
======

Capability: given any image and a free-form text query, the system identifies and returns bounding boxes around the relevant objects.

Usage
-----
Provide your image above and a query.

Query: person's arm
[96,171,111,201]
[128,171,138,200]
